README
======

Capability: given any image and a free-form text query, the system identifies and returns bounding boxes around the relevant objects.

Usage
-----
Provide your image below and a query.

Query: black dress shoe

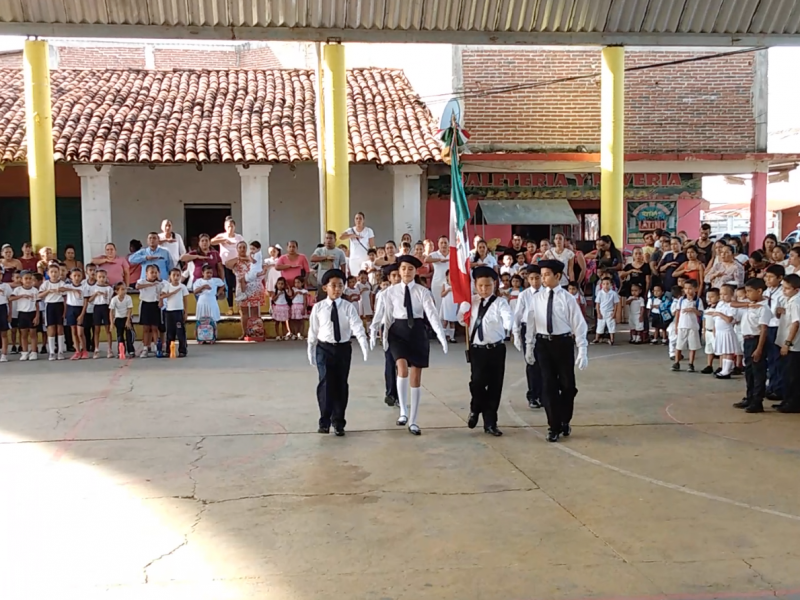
[334,426,346,437]
[467,412,479,429]
[317,426,330,434]
[396,415,408,426]
[528,398,542,409]
[384,395,396,407]
[700,366,713,374]
[562,423,572,437]
[777,405,800,413]
[732,367,743,375]
[715,372,732,380]
[766,392,782,401]
[408,424,421,435]
[546,429,560,443]
[732,398,750,409]
[484,425,503,436]
[745,403,764,413]
[773,401,787,409]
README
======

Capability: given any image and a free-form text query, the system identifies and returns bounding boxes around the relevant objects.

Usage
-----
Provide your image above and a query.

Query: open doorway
[184,204,232,251]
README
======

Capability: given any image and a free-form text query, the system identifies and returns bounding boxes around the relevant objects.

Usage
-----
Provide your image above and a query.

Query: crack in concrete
[142,502,207,584]
[53,409,65,430]
[742,559,778,596]
[186,436,207,499]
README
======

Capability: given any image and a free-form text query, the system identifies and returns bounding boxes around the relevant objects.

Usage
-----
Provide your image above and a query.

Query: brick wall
[461,48,758,153]
[58,46,146,69]
[153,48,238,69]
[0,52,21,68]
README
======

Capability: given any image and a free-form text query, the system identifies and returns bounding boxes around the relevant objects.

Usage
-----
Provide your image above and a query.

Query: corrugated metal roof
[2,0,800,45]
[477,200,579,225]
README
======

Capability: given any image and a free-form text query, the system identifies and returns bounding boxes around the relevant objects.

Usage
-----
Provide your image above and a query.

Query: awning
[476,200,579,226]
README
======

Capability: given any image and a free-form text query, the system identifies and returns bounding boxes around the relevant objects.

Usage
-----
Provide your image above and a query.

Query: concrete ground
[2,337,800,600]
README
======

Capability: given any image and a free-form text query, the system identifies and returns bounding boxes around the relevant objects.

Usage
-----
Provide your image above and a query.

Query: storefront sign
[428,172,702,201]
[626,201,678,245]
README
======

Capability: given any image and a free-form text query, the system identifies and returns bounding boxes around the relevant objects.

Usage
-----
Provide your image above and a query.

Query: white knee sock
[57,335,66,353]
[721,358,734,375]
[397,375,409,418]
[410,386,421,426]
[48,336,56,354]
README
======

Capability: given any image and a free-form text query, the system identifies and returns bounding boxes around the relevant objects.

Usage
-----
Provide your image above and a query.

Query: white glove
[513,331,523,353]
[362,345,369,362]
[457,301,471,316]
[307,343,316,367]
[369,330,377,351]
[439,335,449,355]
[525,343,536,366]
[575,347,588,371]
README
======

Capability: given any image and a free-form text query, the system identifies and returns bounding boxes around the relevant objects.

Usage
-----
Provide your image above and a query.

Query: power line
[418,46,766,104]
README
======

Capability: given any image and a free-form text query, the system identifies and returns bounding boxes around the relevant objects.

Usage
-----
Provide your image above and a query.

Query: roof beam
[5,23,800,46]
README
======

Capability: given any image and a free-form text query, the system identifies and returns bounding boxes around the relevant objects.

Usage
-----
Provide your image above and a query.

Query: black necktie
[546,289,554,335]
[404,285,414,328]
[477,298,489,342]
[331,300,342,342]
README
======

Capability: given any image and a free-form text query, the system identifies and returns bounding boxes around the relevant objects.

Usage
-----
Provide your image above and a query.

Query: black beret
[538,260,564,275]
[526,265,541,275]
[472,266,498,281]
[321,269,346,286]
[397,255,422,269]
[381,263,399,276]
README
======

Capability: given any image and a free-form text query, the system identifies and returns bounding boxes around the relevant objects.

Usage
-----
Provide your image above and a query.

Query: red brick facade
[461,48,759,153]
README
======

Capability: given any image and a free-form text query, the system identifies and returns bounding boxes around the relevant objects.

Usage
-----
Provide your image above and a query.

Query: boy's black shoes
[714,372,731,380]
[732,398,750,409]
[467,412,479,429]
[546,429,560,443]
[777,404,800,413]
[671,362,680,371]
[484,425,503,437]
[334,426,346,437]
[700,366,713,374]
[687,364,695,373]
[384,394,396,407]
[317,426,330,434]
[732,367,743,375]
[562,423,572,437]
[766,392,782,401]
[745,402,764,413]
[528,398,542,409]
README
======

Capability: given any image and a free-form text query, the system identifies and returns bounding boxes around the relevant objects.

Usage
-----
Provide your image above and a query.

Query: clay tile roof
[0,68,441,165]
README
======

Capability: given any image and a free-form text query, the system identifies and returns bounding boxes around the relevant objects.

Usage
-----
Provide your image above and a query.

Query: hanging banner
[626,201,678,245]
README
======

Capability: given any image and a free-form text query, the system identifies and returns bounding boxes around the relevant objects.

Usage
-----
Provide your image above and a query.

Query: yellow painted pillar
[600,46,625,245]
[322,42,349,240]
[23,40,57,251]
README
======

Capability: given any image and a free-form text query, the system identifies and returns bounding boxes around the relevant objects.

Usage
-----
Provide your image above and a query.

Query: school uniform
[307,284,369,435]
[90,284,113,326]
[38,280,66,328]
[462,290,513,434]
[83,280,96,351]
[764,285,785,398]
[163,283,189,356]
[372,287,398,405]
[512,284,543,408]
[736,300,773,412]
[674,297,704,353]
[64,281,89,327]
[137,279,164,328]
[525,261,589,442]
[703,305,717,357]
[0,282,12,333]
[110,295,136,355]
[595,288,620,335]
[777,296,800,412]
[628,296,645,342]
[14,287,38,330]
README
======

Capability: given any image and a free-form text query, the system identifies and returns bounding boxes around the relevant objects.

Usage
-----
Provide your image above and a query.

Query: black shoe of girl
[40,345,47,354]
[688,364,695,373]
[700,366,713,374]
[671,362,680,371]
[714,372,731,380]
[10,345,18,354]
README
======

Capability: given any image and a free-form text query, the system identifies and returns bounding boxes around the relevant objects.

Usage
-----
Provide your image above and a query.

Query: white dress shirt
[525,285,588,349]
[461,294,513,345]
[764,286,784,328]
[371,281,446,349]
[776,295,799,349]
[512,285,542,339]
[308,297,368,352]
[740,300,773,336]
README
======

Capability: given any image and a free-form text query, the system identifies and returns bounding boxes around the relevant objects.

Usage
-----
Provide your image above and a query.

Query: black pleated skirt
[389,319,430,369]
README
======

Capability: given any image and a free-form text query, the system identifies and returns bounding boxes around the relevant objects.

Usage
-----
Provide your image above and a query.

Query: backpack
[195,316,216,343]
[245,316,265,342]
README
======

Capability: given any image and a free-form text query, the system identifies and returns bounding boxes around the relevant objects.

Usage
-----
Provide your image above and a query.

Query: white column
[74,165,113,264]
[236,165,273,244]
[390,165,423,243]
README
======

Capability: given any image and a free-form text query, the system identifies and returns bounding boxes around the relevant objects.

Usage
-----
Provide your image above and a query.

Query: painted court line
[502,401,800,523]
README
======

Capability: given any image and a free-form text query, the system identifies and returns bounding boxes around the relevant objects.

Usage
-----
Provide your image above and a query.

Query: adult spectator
[647,232,671,287]
[340,212,375,278]
[705,245,745,289]
[225,241,261,340]
[18,242,38,272]
[159,219,187,266]
[181,233,224,286]
[92,243,130,287]
[566,237,587,284]
[694,224,714,266]
[62,244,83,272]
[524,240,537,264]
[587,235,623,288]
[746,250,770,280]
[375,240,399,268]
[426,236,450,311]
[620,247,652,297]
[656,236,687,292]
[762,234,778,259]
[641,232,656,263]
[128,240,143,283]
[128,233,173,281]
[505,233,526,262]
[311,231,347,300]
[729,237,749,265]
[275,240,311,284]
[673,245,706,294]
[37,246,54,274]
[210,217,245,314]
[544,232,575,285]
[740,232,750,255]
[471,239,498,271]
[0,244,22,282]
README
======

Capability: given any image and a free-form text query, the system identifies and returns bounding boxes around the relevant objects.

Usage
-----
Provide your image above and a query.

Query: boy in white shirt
[63,268,90,360]
[9,271,40,361]
[763,264,785,401]
[38,263,68,361]
[159,268,190,357]
[732,278,773,413]
[672,279,704,372]
[776,273,800,412]
[499,253,517,277]
[593,277,620,345]
[88,269,114,359]
[110,282,135,358]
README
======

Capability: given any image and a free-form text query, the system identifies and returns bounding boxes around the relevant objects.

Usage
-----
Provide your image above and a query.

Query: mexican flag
[441,125,472,324]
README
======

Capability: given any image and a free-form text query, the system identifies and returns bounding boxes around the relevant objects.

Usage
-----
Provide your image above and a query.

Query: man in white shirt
[512,265,543,409]
[525,260,589,442]
[307,269,369,436]
[733,278,773,413]
[776,273,800,412]
[458,266,513,436]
